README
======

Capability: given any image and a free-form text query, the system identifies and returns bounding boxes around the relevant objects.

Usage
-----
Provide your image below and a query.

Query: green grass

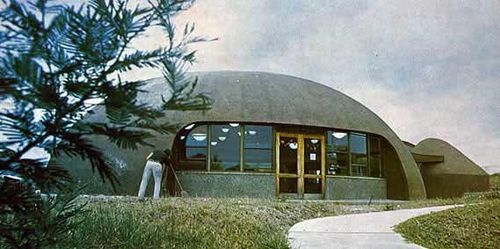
[54,195,485,249]
[395,195,500,249]
[380,197,464,211]
[491,173,500,190]
[56,197,382,249]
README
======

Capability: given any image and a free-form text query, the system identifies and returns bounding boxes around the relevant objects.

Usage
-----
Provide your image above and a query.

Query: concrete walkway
[288,205,460,249]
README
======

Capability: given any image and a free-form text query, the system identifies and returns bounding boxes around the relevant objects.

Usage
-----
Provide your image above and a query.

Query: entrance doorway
[275,132,325,199]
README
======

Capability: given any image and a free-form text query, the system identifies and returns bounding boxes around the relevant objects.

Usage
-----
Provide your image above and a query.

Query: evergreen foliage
[0,0,213,247]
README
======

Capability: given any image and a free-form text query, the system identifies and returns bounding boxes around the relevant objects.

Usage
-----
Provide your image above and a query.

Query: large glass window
[177,124,208,171]
[326,131,349,175]
[185,125,208,160]
[178,123,272,172]
[177,123,382,179]
[351,133,367,176]
[243,125,273,172]
[210,124,241,171]
[326,131,383,177]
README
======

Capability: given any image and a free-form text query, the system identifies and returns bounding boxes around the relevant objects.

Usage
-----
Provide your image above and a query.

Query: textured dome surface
[412,138,487,175]
[144,71,408,134]
[60,71,427,199]
[412,138,489,198]
[148,71,426,199]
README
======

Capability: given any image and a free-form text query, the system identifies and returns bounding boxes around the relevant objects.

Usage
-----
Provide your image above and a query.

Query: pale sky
[2,1,499,167]
[145,0,499,166]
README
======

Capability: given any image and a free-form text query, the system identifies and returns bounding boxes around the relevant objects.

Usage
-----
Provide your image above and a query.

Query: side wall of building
[420,173,490,198]
[381,139,409,200]
[413,138,490,198]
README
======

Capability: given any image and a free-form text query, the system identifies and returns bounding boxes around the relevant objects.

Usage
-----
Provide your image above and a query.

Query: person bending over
[137,150,168,199]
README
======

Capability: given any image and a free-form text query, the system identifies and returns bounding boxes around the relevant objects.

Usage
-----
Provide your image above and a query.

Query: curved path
[288,205,459,249]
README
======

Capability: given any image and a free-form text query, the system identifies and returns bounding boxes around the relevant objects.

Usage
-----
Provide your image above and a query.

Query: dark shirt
[148,150,168,164]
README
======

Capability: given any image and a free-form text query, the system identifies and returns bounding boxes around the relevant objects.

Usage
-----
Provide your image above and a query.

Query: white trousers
[138,160,163,199]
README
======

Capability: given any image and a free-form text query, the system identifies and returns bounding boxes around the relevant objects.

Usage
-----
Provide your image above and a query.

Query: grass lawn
[56,197,351,249]
[395,192,500,249]
[491,173,500,190]
[54,196,467,249]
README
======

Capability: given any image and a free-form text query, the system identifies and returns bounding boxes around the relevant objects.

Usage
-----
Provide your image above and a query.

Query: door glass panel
[278,134,324,197]
[304,178,322,193]
[279,178,298,193]
[304,138,322,175]
[279,137,298,174]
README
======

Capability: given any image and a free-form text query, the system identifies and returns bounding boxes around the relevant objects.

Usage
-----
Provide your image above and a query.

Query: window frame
[178,122,274,173]
[326,130,350,176]
[350,132,368,177]
[177,123,383,179]
[209,124,242,172]
[243,125,274,172]
[326,130,380,178]
[183,125,208,162]
[368,135,383,178]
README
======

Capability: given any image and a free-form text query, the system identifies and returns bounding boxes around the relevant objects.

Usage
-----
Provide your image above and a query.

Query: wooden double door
[275,132,326,199]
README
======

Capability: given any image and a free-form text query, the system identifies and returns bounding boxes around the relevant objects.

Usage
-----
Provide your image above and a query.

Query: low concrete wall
[177,172,275,198]
[325,176,387,200]
[178,172,387,200]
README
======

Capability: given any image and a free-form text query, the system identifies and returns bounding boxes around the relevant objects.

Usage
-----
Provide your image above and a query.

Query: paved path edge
[288,205,462,249]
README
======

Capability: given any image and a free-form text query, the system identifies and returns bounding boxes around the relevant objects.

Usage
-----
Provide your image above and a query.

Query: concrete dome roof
[411,138,489,198]
[412,138,487,176]
[63,71,427,199]
[143,71,402,133]
[148,71,426,199]
[144,71,401,136]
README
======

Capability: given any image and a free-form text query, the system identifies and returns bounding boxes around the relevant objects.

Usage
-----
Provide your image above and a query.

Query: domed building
[57,71,489,200]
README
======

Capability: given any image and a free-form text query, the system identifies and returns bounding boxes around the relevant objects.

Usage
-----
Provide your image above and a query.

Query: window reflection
[331,132,348,152]
[176,124,208,171]
[351,134,367,154]
[177,123,382,179]
[244,125,272,172]
[210,124,240,171]
[280,137,298,174]
[327,131,348,175]
[185,125,207,160]
[304,138,321,175]
[351,133,367,176]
